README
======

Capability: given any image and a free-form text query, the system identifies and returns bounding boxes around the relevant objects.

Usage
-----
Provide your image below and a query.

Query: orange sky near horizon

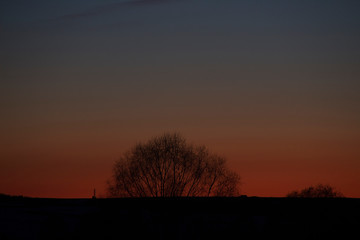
[1,127,359,198]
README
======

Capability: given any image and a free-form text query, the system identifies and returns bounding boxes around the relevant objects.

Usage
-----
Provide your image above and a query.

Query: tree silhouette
[287,184,344,198]
[107,133,240,197]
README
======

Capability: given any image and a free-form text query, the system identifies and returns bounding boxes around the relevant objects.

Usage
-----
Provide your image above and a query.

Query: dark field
[1,196,359,240]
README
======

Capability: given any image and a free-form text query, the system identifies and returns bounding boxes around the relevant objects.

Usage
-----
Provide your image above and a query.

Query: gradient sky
[1,0,360,198]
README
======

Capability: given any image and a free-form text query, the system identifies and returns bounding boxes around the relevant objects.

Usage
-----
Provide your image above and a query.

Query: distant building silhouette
[92,189,96,199]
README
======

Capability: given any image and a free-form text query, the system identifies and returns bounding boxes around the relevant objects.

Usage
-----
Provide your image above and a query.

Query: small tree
[287,184,344,198]
[107,133,240,197]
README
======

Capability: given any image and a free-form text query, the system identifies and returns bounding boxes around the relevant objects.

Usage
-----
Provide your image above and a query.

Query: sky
[1,0,360,198]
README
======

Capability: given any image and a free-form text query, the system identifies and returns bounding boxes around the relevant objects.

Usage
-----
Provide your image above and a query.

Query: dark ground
[1,196,359,240]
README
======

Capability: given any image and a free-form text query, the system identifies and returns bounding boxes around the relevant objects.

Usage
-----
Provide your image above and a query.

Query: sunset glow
[1,0,359,198]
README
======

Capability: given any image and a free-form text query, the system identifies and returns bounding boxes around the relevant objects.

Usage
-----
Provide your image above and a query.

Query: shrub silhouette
[107,133,240,197]
[287,184,344,198]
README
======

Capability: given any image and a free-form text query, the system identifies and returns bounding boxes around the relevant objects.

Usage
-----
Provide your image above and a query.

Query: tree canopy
[107,133,240,197]
[287,184,344,198]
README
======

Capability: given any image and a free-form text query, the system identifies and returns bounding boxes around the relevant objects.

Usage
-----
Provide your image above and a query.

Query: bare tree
[107,133,240,197]
[287,184,344,198]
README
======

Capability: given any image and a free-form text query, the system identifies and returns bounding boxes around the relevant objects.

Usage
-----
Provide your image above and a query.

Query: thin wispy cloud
[58,0,174,21]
